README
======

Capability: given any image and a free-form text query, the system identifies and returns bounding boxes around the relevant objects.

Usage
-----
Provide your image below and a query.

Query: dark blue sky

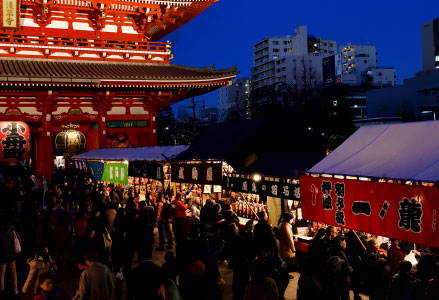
[163,0,439,109]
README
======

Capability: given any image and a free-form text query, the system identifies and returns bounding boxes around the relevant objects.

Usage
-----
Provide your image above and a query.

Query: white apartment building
[366,67,397,87]
[340,44,396,86]
[253,36,293,88]
[274,55,324,88]
[252,26,337,89]
[421,17,439,71]
[217,78,251,122]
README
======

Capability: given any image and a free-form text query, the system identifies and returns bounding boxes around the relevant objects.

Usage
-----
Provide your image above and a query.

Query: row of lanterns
[0,122,86,162]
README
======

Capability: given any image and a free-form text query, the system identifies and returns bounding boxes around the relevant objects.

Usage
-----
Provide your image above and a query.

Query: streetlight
[421,110,436,120]
[253,174,262,182]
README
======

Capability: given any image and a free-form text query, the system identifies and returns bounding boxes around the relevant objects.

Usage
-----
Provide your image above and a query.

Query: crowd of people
[0,168,439,300]
[302,225,439,300]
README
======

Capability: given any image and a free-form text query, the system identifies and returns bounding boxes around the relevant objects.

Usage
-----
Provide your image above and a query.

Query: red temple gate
[0,0,237,181]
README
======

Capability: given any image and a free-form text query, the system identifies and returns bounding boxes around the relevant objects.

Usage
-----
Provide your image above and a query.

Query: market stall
[170,161,224,204]
[72,146,189,197]
[222,174,302,228]
[173,119,323,230]
[300,121,439,247]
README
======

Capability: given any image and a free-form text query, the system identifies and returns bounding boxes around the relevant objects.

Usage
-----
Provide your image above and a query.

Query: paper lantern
[55,124,86,157]
[0,121,30,162]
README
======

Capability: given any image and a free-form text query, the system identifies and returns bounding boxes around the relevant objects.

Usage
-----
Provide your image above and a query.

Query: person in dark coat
[334,236,352,300]
[0,220,19,295]
[253,211,277,257]
[162,251,178,284]
[388,260,414,300]
[228,223,249,300]
[131,249,163,300]
[72,226,97,268]
[362,238,388,300]
[426,262,439,300]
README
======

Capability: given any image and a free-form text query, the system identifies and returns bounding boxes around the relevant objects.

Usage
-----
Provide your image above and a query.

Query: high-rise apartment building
[421,17,439,71]
[217,78,251,122]
[339,44,396,86]
[252,26,337,89]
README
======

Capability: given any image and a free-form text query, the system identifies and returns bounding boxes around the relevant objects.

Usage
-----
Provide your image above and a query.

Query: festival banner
[299,175,439,247]
[222,176,300,200]
[171,163,222,185]
[128,161,164,181]
[73,160,89,173]
[101,163,128,185]
[87,161,105,181]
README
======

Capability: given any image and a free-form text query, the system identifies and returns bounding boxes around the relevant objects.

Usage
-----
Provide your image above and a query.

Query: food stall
[300,121,439,249]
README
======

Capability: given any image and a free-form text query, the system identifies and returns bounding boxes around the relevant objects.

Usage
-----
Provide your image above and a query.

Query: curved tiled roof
[148,1,215,41]
[0,58,238,84]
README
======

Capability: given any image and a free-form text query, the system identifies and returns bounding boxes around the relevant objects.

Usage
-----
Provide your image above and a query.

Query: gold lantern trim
[55,123,86,157]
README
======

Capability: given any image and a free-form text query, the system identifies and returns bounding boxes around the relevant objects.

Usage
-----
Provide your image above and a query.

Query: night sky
[162,0,439,109]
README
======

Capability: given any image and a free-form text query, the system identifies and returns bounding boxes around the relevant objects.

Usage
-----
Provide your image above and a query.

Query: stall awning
[309,121,439,182]
[174,118,323,178]
[72,145,189,162]
[300,121,439,247]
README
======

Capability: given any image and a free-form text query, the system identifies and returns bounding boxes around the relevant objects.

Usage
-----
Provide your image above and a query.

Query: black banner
[223,176,300,200]
[171,163,222,185]
[129,161,164,181]
[73,160,89,173]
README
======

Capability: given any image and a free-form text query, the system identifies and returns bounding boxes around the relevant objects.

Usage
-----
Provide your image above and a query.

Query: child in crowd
[33,273,69,300]
[22,244,57,295]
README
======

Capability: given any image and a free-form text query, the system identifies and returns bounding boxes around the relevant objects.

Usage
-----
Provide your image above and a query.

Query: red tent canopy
[300,121,439,247]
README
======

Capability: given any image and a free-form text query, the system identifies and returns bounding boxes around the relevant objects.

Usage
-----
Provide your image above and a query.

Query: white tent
[309,121,439,182]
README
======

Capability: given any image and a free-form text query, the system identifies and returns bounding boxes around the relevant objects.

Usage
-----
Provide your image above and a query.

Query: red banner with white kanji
[300,175,439,247]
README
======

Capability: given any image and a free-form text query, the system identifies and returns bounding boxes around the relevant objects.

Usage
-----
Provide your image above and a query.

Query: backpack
[161,202,172,220]
[13,230,21,254]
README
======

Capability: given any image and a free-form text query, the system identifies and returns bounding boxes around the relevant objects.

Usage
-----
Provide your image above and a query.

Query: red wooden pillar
[97,91,110,149]
[41,90,54,183]
[150,110,158,146]
[149,96,158,146]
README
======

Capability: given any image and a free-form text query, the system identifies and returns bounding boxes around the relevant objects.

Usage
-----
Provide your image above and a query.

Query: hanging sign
[300,175,439,247]
[73,160,89,173]
[88,161,105,181]
[101,163,128,184]
[1,0,20,29]
[171,163,222,185]
[128,161,164,181]
[222,176,300,200]
[0,121,30,162]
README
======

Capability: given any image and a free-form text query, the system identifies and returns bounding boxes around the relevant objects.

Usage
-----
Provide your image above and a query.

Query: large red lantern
[0,121,30,162]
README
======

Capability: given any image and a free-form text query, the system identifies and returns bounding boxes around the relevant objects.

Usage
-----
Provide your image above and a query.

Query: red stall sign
[300,175,439,247]
[0,121,30,162]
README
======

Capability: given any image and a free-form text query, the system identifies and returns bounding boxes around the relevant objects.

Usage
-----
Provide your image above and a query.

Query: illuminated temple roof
[0,58,238,87]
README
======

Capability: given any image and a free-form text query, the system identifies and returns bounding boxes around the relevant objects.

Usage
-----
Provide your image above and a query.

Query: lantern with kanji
[0,121,30,162]
[55,124,86,157]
